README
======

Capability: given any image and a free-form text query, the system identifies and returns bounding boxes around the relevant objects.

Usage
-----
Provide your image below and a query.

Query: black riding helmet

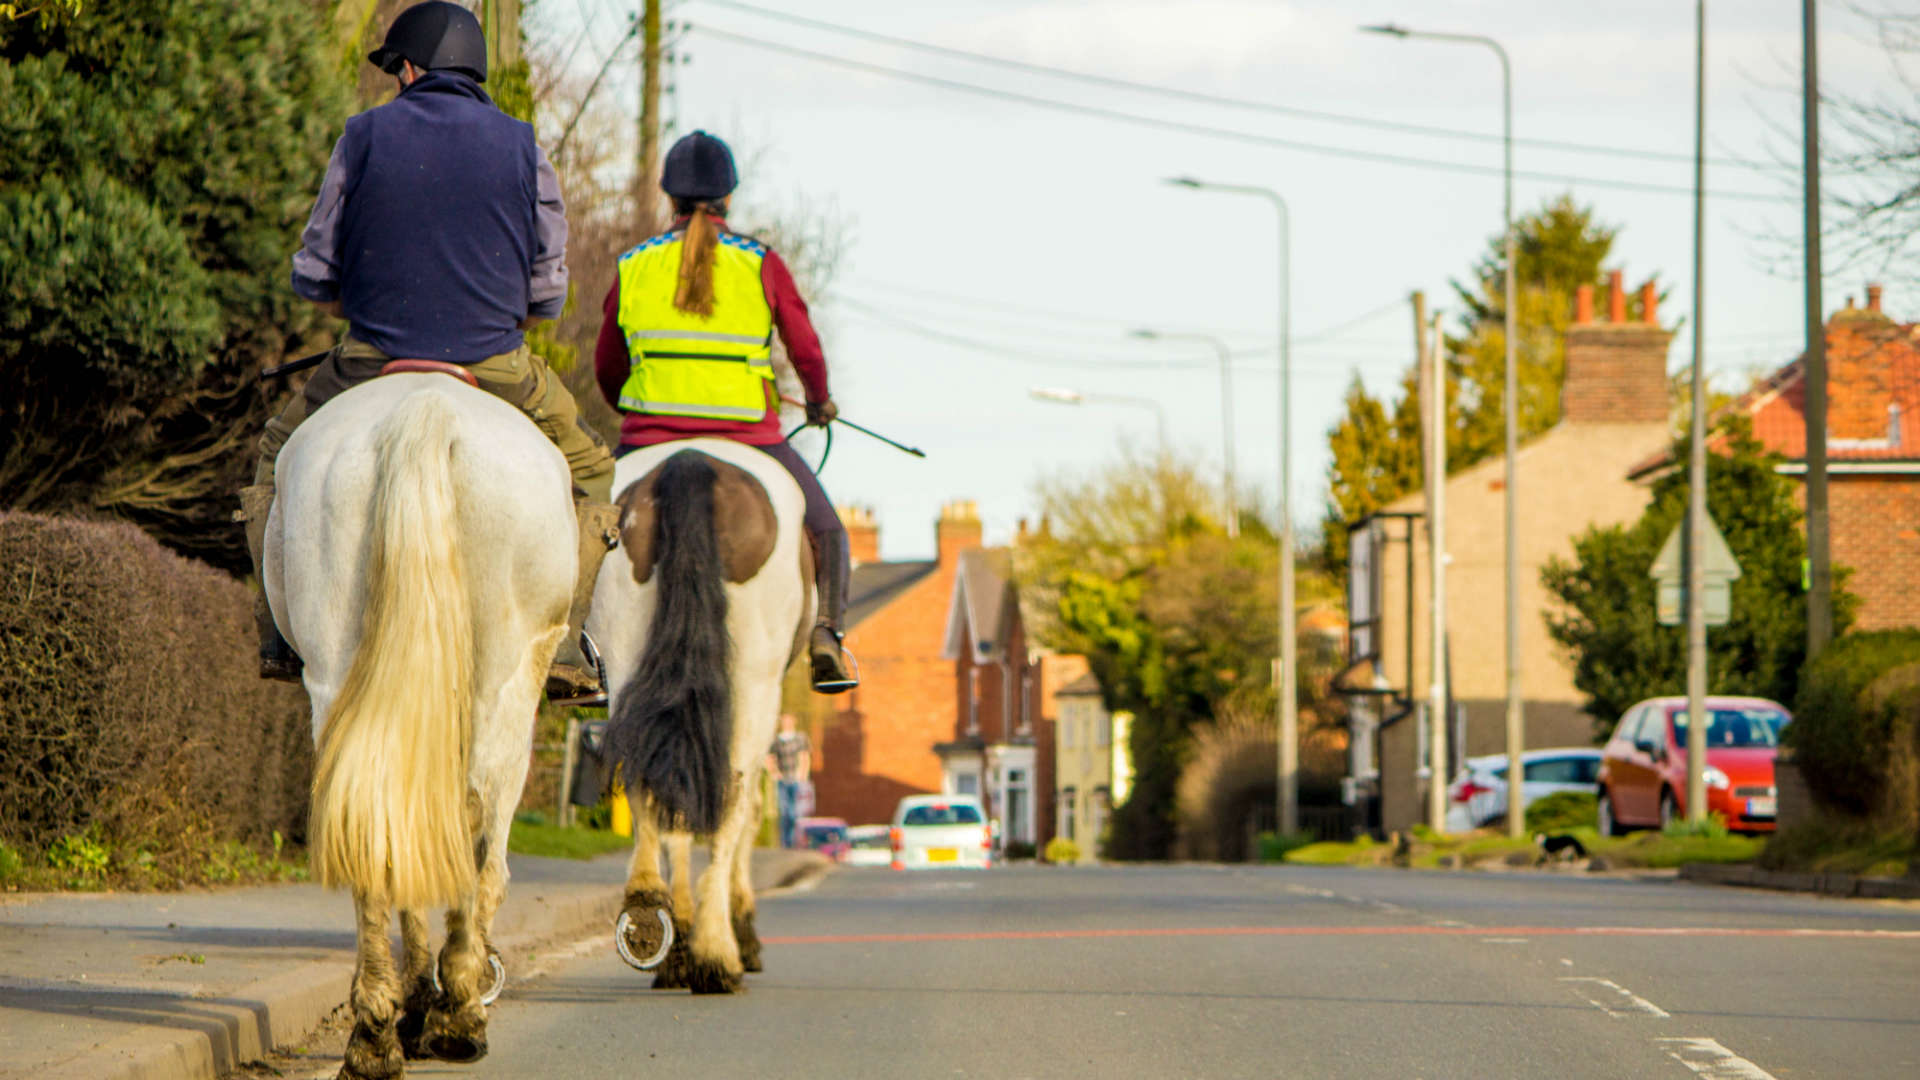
[661,131,738,201]
[368,1,488,83]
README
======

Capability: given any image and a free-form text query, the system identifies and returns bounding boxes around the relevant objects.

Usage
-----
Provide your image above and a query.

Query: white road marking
[1481,937,1529,943]
[1657,1037,1778,1079]
[1559,976,1672,1018]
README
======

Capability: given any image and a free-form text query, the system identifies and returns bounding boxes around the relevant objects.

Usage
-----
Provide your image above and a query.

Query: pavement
[246,861,1920,1080]
[0,846,829,1080]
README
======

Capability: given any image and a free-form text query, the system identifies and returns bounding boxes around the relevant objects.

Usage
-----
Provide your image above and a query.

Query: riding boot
[547,498,622,704]
[808,528,858,694]
[238,483,303,683]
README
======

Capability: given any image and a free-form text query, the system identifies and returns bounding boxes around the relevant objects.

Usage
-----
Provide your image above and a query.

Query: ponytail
[672,201,722,317]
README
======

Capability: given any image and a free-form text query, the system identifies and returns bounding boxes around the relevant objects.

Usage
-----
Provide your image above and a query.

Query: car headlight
[1702,766,1730,790]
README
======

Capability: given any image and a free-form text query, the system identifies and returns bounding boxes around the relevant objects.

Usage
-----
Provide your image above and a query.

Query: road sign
[1650,514,1741,627]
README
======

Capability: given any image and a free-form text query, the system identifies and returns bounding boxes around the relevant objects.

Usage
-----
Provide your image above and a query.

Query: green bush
[1044,836,1082,864]
[1787,629,1920,817]
[1255,831,1316,863]
[1526,792,1599,834]
[0,513,311,886]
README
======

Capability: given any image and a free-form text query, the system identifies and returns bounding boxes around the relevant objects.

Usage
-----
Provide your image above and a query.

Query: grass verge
[1278,822,1762,871]
[507,816,632,860]
[0,831,308,892]
[1761,817,1915,878]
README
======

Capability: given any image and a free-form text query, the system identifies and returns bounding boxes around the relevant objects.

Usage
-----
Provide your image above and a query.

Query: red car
[795,816,851,861]
[1597,696,1789,835]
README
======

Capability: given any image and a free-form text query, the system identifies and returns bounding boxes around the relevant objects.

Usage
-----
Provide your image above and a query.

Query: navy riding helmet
[661,131,738,201]
[368,1,489,83]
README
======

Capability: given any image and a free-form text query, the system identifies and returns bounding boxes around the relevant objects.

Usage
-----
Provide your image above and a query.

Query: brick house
[939,549,1083,852]
[1351,271,1676,832]
[1628,284,1920,631]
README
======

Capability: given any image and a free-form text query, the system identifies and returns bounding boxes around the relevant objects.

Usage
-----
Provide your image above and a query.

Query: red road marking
[761,925,1920,946]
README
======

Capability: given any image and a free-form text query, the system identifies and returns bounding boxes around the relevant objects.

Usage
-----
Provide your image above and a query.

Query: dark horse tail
[605,450,732,835]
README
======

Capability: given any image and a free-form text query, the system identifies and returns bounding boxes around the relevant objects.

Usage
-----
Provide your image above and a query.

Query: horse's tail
[309,390,477,910]
[605,450,733,834]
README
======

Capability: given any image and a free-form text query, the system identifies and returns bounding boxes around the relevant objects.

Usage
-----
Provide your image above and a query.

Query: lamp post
[1163,176,1295,837]
[1028,386,1169,447]
[1362,22,1525,838]
[1130,329,1239,538]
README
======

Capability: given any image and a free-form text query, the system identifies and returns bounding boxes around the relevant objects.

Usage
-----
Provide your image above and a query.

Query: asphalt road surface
[273,863,1920,1079]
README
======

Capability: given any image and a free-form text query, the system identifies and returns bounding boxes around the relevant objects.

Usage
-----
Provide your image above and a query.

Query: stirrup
[548,629,608,708]
[811,629,860,694]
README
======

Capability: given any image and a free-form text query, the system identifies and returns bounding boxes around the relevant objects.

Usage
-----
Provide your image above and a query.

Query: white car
[843,825,893,868]
[1444,749,1603,832]
[890,794,992,870]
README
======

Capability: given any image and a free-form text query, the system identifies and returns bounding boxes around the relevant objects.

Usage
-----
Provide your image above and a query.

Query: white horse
[266,373,575,1078]
[589,438,810,994]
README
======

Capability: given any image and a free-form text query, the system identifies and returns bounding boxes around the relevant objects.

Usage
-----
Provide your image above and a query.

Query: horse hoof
[479,949,507,1006]
[338,1020,404,1079]
[687,957,744,995]
[615,906,675,971]
[421,1004,488,1064]
[651,924,695,988]
[396,976,435,1060]
[734,913,763,973]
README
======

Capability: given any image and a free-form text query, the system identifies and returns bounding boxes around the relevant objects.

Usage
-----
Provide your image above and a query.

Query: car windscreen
[902,804,983,826]
[804,826,848,846]
[1669,708,1784,748]
[1522,756,1600,784]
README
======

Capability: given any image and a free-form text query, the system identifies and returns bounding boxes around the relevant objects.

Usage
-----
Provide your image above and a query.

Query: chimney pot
[1574,284,1594,325]
[1607,270,1626,323]
[1868,283,1884,313]
[1639,280,1659,325]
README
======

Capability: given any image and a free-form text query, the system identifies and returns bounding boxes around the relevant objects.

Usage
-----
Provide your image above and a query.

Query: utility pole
[1417,293,1450,833]
[1684,0,1711,822]
[637,0,665,229]
[1802,0,1832,657]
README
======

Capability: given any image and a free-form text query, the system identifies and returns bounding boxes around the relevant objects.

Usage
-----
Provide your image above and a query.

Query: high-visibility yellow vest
[614,229,775,422]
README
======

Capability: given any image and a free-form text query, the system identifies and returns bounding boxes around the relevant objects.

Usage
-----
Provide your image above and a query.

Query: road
[264,863,1920,1079]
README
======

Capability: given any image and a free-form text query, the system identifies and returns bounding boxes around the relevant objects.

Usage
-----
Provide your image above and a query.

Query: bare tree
[1820,6,1920,279]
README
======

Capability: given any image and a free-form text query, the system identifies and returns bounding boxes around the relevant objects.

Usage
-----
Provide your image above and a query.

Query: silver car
[1444,749,1603,832]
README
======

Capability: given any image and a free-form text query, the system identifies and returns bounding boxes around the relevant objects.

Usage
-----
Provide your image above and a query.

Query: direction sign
[1650,514,1741,627]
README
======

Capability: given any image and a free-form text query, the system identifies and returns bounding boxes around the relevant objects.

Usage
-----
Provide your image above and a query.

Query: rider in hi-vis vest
[593,130,858,693]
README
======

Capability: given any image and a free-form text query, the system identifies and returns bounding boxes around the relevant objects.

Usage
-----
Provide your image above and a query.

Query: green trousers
[253,337,615,502]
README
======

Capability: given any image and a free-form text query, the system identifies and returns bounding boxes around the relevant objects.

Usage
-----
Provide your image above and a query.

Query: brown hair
[672,199,726,317]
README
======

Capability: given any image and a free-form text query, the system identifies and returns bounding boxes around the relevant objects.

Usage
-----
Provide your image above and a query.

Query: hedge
[0,512,310,873]
[1787,629,1920,820]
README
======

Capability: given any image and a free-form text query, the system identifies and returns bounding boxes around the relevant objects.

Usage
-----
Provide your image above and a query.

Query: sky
[535,0,1912,561]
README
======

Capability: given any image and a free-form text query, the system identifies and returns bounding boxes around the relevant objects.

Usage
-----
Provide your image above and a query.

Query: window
[1060,787,1077,841]
[1523,756,1600,784]
[1062,704,1077,749]
[1613,705,1646,746]
[954,772,979,796]
[1095,710,1110,748]
[1671,708,1784,749]
[904,803,984,826]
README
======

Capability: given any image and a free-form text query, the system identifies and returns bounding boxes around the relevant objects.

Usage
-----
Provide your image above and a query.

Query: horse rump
[605,450,733,835]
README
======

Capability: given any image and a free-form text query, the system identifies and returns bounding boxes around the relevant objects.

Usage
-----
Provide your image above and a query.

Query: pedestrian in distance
[768,713,813,849]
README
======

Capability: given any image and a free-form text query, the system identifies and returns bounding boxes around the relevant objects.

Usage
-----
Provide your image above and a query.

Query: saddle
[379,358,478,387]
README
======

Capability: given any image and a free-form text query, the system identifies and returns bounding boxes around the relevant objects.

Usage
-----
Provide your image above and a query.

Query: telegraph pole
[1802,0,1832,657]
[637,0,665,229]
[1417,293,1450,833]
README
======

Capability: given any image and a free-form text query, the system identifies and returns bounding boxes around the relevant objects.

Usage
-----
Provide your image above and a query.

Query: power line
[692,25,1793,204]
[700,0,1780,173]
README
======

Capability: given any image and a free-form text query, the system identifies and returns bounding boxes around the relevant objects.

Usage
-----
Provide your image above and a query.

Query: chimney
[840,505,879,566]
[1867,283,1884,314]
[1562,270,1673,425]
[936,499,982,566]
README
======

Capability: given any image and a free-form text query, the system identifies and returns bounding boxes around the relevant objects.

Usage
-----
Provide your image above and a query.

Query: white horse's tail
[309,390,476,910]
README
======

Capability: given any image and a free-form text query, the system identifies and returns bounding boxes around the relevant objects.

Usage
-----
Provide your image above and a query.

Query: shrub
[1526,792,1599,834]
[0,513,311,883]
[1256,831,1316,863]
[1787,630,1920,818]
[1044,836,1081,864]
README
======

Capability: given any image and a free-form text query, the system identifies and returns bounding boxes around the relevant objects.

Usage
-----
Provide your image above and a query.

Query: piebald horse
[589,438,810,994]
[265,374,575,1077]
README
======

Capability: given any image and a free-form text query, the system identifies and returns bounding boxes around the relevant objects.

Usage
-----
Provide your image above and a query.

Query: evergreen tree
[0,1,349,571]
[1318,196,1646,576]
[1541,419,1858,739]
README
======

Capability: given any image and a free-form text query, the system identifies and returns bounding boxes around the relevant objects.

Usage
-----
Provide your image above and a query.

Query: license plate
[1746,797,1776,818]
[924,847,958,863]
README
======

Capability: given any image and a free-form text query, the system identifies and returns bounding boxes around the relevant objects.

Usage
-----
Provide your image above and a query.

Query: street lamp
[1362,21,1525,838]
[1162,175,1296,838]
[1028,386,1169,447]
[1130,328,1239,539]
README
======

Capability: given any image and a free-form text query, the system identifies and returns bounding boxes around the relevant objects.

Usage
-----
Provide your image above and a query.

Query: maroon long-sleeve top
[594,216,829,448]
